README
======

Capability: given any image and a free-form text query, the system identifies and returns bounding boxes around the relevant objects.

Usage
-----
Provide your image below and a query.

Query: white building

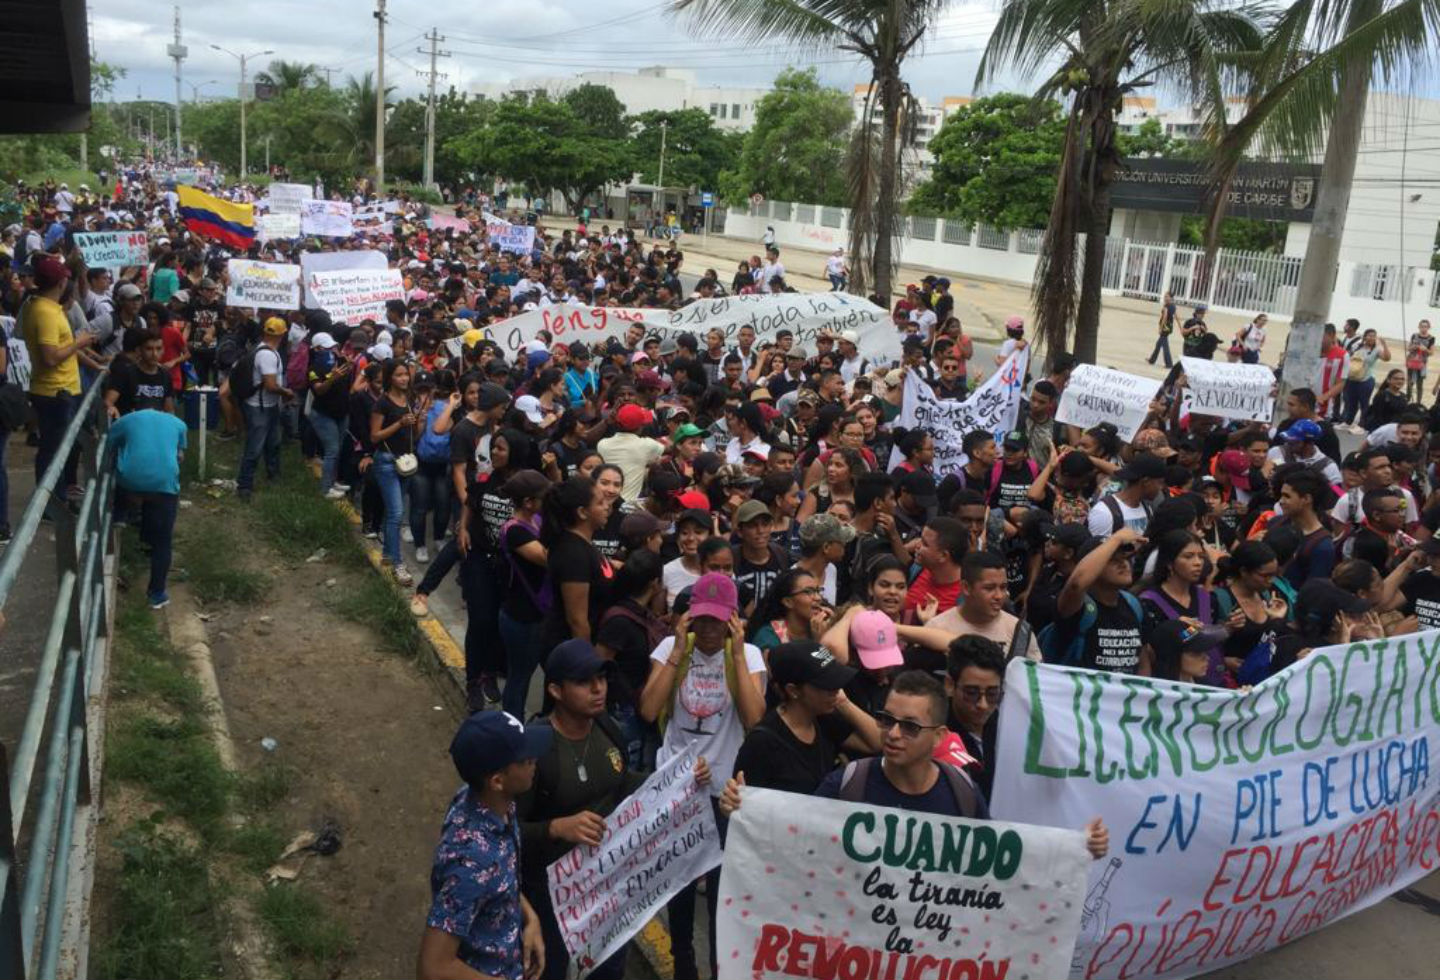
[474,66,769,132]
[849,87,974,176]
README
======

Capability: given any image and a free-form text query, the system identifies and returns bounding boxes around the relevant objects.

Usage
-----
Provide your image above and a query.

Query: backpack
[838,757,983,818]
[227,344,261,403]
[1037,591,1144,666]
[988,458,1040,506]
[498,516,554,614]
[1139,586,1213,628]
[417,401,451,464]
[285,339,310,389]
[658,634,742,733]
[1097,495,1154,536]
[216,330,247,372]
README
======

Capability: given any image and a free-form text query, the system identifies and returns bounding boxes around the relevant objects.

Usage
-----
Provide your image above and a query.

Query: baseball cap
[620,509,666,540]
[799,513,856,548]
[899,471,938,508]
[850,610,904,670]
[839,330,860,345]
[795,388,820,406]
[675,501,711,524]
[673,422,706,442]
[742,444,770,462]
[115,282,143,301]
[310,332,337,350]
[648,469,685,501]
[1004,315,1025,332]
[515,394,547,425]
[734,499,771,525]
[368,343,394,360]
[503,469,550,501]
[617,403,654,431]
[749,387,773,403]
[461,327,486,348]
[1216,449,1252,491]
[1113,453,1166,483]
[31,255,70,290]
[1002,430,1027,451]
[1281,419,1323,443]
[449,710,552,786]
[478,382,511,410]
[1150,620,1228,658]
[263,316,288,337]
[1046,523,1092,551]
[544,639,613,683]
[569,341,592,360]
[787,347,809,361]
[631,351,651,364]
[719,463,760,488]
[1295,580,1371,631]
[770,641,856,692]
[658,337,680,356]
[689,572,739,621]
[636,369,668,391]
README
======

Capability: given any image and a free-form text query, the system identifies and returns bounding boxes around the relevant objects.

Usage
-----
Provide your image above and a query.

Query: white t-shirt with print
[650,636,766,796]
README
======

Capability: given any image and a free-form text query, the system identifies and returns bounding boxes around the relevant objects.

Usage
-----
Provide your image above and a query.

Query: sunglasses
[958,686,1003,705]
[874,711,943,739]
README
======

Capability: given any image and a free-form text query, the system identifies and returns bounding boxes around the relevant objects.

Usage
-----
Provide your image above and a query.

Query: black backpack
[227,345,260,403]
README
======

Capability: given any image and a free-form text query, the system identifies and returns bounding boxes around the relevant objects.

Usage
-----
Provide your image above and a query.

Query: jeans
[460,551,505,687]
[1241,349,1260,364]
[237,402,282,493]
[1148,333,1173,367]
[667,798,726,980]
[528,885,628,980]
[408,458,452,548]
[139,493,178,598]
[30,391,79,491]
[1342,378,1374,426]
[499,609,544,719]
[372,451,408,565]
[828,273,845,291]
[309,410,343,492]
[1408,368,1426,403]
[416,535,462,596]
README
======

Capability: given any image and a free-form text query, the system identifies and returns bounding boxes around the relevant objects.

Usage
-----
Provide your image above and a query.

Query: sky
[93,0,1019,107]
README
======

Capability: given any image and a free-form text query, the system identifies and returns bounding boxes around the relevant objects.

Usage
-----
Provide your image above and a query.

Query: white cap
[376,329,394,345]
[368,343,394,360]
[522,301,538,312]
[840,329,860,345]
[515,394,545,425]
[311,332,337,350]
[524,339,548,354]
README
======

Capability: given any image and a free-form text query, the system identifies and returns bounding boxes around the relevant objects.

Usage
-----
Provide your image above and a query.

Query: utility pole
[657,119,668,217]
[211,45,273,180]
[318,66,339,87]
[167,5,187,159]
[417,29,450,191]
[81,6,95,172]
[374,0,387,189]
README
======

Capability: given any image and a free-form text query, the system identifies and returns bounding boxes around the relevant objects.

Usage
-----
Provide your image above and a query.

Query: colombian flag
[177,186,255,250]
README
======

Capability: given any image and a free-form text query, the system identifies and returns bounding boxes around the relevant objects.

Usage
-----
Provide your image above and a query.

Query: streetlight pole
[374,0,388,189]
[211,44,272,179]
[188,79,217,104]
[657,119,668,219]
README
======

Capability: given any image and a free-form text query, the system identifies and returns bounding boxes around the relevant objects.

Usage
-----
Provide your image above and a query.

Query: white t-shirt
[662,558,702,611]
[1332,485,1418,527]
[724,433,770,466]
[1088,495,1151,536]
[246,347,284,408]
[597,432,664,503]
[650,636,766,796]
[1266,445,1342,485]
[825,255,845,277]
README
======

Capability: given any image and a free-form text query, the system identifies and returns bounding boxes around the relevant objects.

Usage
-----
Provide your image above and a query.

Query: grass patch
[331,572,422,656]
[179,537,270,604]
[91,821,225,980]
[108,714,231,837]
[222,822,290,876]
[256,884,355,974]
[112,598,206,712]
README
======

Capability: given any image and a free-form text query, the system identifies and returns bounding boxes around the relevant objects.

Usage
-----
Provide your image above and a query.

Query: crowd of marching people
[8,167,1440,980]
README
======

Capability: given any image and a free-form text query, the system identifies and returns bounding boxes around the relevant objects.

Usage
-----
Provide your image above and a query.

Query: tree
[629,108,741,192]
[1178,215,1286,253]
[720,68,851,207]
[907,93,1064,231]
[1117,117,1181,159]
[563,84,629,140]
[979,0,1265,364]
[674,0,949,300]
[255,60,318,95]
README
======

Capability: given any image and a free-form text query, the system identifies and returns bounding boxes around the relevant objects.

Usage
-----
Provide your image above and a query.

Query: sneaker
[401,525,414,544]
[393,564,414,587]
[216,430,237,442]
[480,674,502,706]
[148,591,170,610]
[364,529,379,539]
[415,545,430,564]
[324,487,347,500]
[410,593,429,617]
[0,525,11,545]
[332,482,352,492]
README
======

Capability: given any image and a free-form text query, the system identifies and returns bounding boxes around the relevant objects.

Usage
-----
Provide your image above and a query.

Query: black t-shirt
[449,417,490,488]
[372,396,414,455]
[467,473,512,557]
[1055,593,1143,673]
[734,545,786,615]
[843,669,890,716]
[595,599,661,708]
[500,522,548,622]
[592,504,627,562]
[733,709,840,796]
[542,531,612,646]
[993,462,1034,510]
[1024,567,1068,634]
[1402,569,1440,631]
[185,299,225,348]
[107,359,172,415]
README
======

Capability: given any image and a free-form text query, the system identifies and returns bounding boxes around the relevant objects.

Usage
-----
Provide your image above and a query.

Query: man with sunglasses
[936,636,1006,800]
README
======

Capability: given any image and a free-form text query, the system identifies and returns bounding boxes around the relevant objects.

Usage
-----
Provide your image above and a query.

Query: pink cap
[1005,315,1025,331]
[689,573,738,621]
[631,350,651,364]
[851,610,903,670]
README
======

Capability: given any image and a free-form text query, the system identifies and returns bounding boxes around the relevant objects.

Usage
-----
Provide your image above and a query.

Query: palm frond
[670,0,848,53]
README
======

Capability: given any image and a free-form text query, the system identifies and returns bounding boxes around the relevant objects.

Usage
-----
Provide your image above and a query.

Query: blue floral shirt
[427,787,524,980]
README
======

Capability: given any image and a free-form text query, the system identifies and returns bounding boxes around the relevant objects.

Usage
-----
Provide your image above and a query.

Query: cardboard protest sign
[717,786,1089,980]
[267,182,314,214]
[1179,356,1275,422]
[547,745,721,975]
[487,221,535,253]
[307,268,405,325]
[1057,364,1162,442]
[257,212,301,241]
[74,231,148,269]
[299,250,389,308]
[300,199,354,237]
[888,349,1029,473]
[227,260,301,311]
[991,637,1440,980]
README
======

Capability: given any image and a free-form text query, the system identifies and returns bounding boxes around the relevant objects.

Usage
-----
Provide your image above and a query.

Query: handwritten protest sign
[1057,364,1162,441]
[227,260,301,311]
[75,231,148,270]
[487,221,536,253]
[3,316,31,391]
[267,182,314,214]
[300,199,354,237]
[428,214,471,234]
[547,745,720,975]
[257,212,301,241]
[308,268,405,325]
[717,786,1089,980]
[1179,356,1275,422]
[353,204,390,233]
[299,250,389,308]
[889,349,1029,473]
[991,636,1440,980]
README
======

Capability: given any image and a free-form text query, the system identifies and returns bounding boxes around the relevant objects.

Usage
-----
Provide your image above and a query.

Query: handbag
[393,398,419,476]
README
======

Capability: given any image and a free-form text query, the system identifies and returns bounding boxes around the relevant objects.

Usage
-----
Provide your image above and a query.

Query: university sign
[1110,160,1323,222]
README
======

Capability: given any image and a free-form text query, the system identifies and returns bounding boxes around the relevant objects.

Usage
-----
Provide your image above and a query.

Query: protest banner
[888,349,1029,473]
[547,745,721,975]
[717,786,1089,980]
[301,199,354,237]
[479,294,898,364]
[299,250,389,308]
[990,636,1440,980]
[487,221,536,253]
[1057,364,1162,442]
[308,268,405,325]
[428,214,471,234]
[257,212,301,241]
[226,260,301,311]
[1179,356,1275,422]
[353,204,390,232]
[267,182,314,214]
[74,231,148,269]
[3,316,31,391]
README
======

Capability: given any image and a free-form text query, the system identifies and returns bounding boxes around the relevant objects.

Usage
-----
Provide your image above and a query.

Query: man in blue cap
[418,711,551,980]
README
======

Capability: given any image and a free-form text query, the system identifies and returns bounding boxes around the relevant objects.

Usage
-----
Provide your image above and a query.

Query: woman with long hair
[747,567,831,653]
[495,470,551,718]
[757,471,803,561]
[369,359,425,586]
[798,446,863,520]
[539,475,614,647]
[1213,541,1293,684]
[1137,529,1226,683]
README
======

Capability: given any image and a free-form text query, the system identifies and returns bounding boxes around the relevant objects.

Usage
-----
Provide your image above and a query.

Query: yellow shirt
[21,294,80,397]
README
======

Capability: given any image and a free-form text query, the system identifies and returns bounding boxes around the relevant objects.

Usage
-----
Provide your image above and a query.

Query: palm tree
[317,72,396,179]
[1203,0,1439,379]
[978,0,1265,364]
[672,0,945,300]
[255,60,318,95]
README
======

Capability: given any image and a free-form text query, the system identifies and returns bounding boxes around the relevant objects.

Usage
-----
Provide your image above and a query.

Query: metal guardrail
[1,376,114,980]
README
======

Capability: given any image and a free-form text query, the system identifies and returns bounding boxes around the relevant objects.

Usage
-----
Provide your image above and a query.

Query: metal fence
[909,216,937,242]
[1016,228,1045,255]
[976,224,1011,250]
[1,378,114,980]
[820,207,844,229]
[794,204,815,224]
[941,219,971,246]
[771,201,792,223]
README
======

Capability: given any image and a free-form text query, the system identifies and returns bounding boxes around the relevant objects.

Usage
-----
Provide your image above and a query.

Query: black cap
[478,382,511,410]
[449,710,552,786]
[898,471,938,508]
[676,507,711,530]
[620,509,666,540]
[770,642,856,692]
[1002,430,1027,450]
[1046,523,1092,551]
[647,469,685,500]
[1296,580,1371,630]
[544,639,614,683]
[569,341,592,360]
[1150,620,1228,658]
[1113,453,1166,483]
